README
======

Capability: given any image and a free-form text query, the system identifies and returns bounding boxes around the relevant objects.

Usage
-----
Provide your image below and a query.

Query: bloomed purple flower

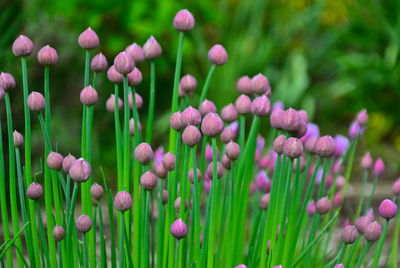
[229,121,239,136]
[301,123,320,142]
[256,171,270,192]
[273,101,284,111]
[334,135,349,157]
[153,146,164,165]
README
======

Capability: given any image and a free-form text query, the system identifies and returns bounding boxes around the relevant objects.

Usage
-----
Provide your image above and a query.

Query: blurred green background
[0,0,399,182]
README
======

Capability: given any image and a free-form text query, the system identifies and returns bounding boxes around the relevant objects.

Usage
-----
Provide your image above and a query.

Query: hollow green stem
[146,61,156,143]
[354,242,372,268]
[119,212,126,268]
[198,65,216,105]
[82,233,89,268]
[191,147,201,267]
[372,220,389,268]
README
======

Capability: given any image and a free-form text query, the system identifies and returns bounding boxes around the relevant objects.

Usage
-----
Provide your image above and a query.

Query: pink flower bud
[47,152,63,170]
[221,104,238,123]
[392,179,400,196]
[12,35,34,56]
[348,121,364,140]
[143,36,162,60]
[125,43,145,63]
[305,136,318,154]
[236,76,252,94]
[53,226,65,241]
[135,143,153,164]
[162,190,168,204]
[173,9,195,31]
[127,67,142,87]
[221,154,232,169]
[76,214,92,233]
[333,192,342,208]
[128,92,143,109]
[181,106,202,126]
[174,196,188,212]
[188,168,201,184]
[201,113,224,137]
[283,137,303,159]
[90,183,104,201]
[80,86,98,106]
[364,221,381,241]
[27,182,43,200]
[356,109,368,126]
[270,107,283,129]
[250,95,271,116]
[292,120,308,139]
[355,216,373,234]
[78,28,99,50]
[235,265,248,268]
[140,171,158,191]
[13,130,24,148]
[114,52,135,74]
[314,136,335,158]
[298,110,309,124]
[162,152,176,171]
[341,225,358,244]
[0,72,16,91]
[199,99,217,116]
[182,125,201,147]
[333,264,344,268]
[114,191,132,211]
[281,108,300,131]
[361,152,373,169]
[208,44,228,65]
[378,199,397,220]
[373,158,385,177]
[180,74,197,95]
[170,218,187,239]
[220,127,236,143]
[37,45,59,65]
[273,135,286,155]
[170,112,185,131]
[235,94,251,114]
[62,154,77,173]
[307,202,316,216]
[260,193,270,210]
[206,162,225,180]
[225,141,240,161]
[106,94,123,113]
[69,158,91,182]
[91,53,108,72]
[316,197,331,215]
[251,74,271,95]
[153,162,167,179]
[107,65,123,83]
[27,91,45,111]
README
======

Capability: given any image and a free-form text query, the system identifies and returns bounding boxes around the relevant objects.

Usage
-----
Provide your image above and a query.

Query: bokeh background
[0,0,399,185]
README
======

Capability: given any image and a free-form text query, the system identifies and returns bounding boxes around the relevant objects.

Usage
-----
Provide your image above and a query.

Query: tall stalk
[146,61,156,143]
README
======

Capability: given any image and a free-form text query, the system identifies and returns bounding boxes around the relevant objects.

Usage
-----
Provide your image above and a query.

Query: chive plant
[0,9,399,268]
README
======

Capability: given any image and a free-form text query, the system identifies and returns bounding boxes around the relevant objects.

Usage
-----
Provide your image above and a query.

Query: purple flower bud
[283,137,303,159]
[0,72,16,91]
[125,43,145,63]
[225,141,240,161]
[364,221,382,242]
[251,74,271,95]
[333,265,344,268]
[106,94,123,113]
[221,104,238,123]
[220,127,236,143]
[292,120,308,138]
[114,191,132,211]
[301,123,320,143]
[162,190,169,204]
[181,125,201,147]
[107,65,123,83]
[153,146,164,165]
[143,36,162,60]
[199,100,216,117]
[356,109,368,126]
[76,214,92,233]
[333,192,342,208]
[273,135,286,155]
[27,91,45,111]
[0,88,5,102]
[140,171,158,191]
[180,74,197,95]
[53,225,65,241]
[181,106,202,126]
[162,152,176,171]
[62,154,77,173]
[174,197,189,212]
[170,218,187,239]
[373,158,385,177]
[170,112,185,131]
[314,136,335,158]
[235,264,247,268]
[13,130,24,148]
[307,202,316,216]
[341,225,358,244]
[378,199,397,220]
[91,53,108,72]
[208,44,228,65]
[236,76,252,94]
[270,107,283,129]
[392,179,400,196]
[316,197,331,215]
[298,110,309,124]
[304,136,318,154]
[221,154,232,169]
[128,92,143,109]
[348,121,364,140]
[256,171,271,192]
[206,162,224,180]
[78,28,99,50]
[281,108,300,131]
[173,9,195,31]
[334,135,349,157]
[201,113,224,137]
[12,35,34,56]
[80,86,98,106]
[47,152,63,170]
[127,67,142,87]
[135,143,153,164]
[260,193,270,210]
[361,152,373,169]
[188,168,202,183]
[69,158,91,182]
[153,162,167,179]
[90,183,104,201]
[235,94,251,114]
[27,182,43,200]
[250,95,271,116]
[114,52,135,74]
[37,45,58,65]
[355,216,373,234]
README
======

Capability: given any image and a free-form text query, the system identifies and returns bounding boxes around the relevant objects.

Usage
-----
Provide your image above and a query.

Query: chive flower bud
[305,136,318,154]
[127,67,142,87]
[0,88,4,101]
[80,85,98,106]
[225,141,240,161]
[62,154,77,173]
[361,152,373,169]
[182,125,201,147]
[53,226,65,241]
[114,191,132,211]
[170,112,185,131]
[251,74,271,95]
[174,197,188,212]
[283,137,303,159]
[373,158,385,177]
[199,99,217,117]
[78,28,99,50]
[236,76,252,94]
[47,152,63,170]
[392,179,400,196]
[206,162,224,179]
[170,218,187,239]
[0,72,16,91]
[173,9,195,31]
[140,171,158,191]
[91,53,108,72]
[37,45,59,65]
[180,74,197,95]
[162,152,176,171]
[201,112,224,137]
[356,109,368,126]
[260,193,270,210]
[106,94,123,113]
[341,225,358,244]
[125,43,145,63]
[90,183,104,201]
[134,143,154,164]
[316,197,331,215]
[333,265,344,268]
[220,127,236,143]
[235,265,247,268]
[221,104,238,123]
[107,65,123,83]
[378,199,398,220]
[181,106,202,126]
[273,135,286,155]
[250,95,271,116]
[364,221,382,242]
[128,92,143,109]
[333,192,342,208]
[153,162,167,179]
[143,36,162,60]
[114,51,135,74]
[307,202,316,216]
[355,216,373,234]
[270,107,283,129]
[12,35,34,56]
[162,190,169,204]
[188,168,201,183]
[76,214,92,233]
[235,94,251,114]
[27,182,43,200]
[69,158,91,182]
[208,44,228,65]
[221,154,232,169]
[314,135,335,158]
[281,108,300,131]
[27,91,45,111]
[13,130,24,148]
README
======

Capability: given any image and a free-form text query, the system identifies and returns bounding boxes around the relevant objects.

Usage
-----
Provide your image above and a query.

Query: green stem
[119,212,126,268]
[191,147,201,267]
[198,65,217,105]
[98,203,107,268]
[122,76,130,190]
[83,233,89,268]
[114,85,123,190]
[372,220,389,268]
[157,181,165,268]
[146,61,156,143]
[355,242,372,268]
